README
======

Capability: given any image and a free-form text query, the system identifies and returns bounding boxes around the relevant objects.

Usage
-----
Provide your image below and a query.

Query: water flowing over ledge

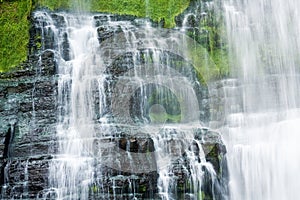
[2,0,300,199]
[0,7,228,200]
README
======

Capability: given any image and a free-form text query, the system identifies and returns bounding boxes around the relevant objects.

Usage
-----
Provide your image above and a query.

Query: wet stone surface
[0,63,228,198]
[0,9,228,199]
[0,50,57,199]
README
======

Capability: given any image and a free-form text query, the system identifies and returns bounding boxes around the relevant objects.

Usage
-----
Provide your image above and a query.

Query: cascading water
[33,11,102,199]
[31,5,225,199]
[223,0,300,199]
[4,0,300,199]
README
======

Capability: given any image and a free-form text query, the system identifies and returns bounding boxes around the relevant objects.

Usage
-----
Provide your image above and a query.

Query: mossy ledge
[37,0,190,28]
[0,0,229,80]
[0,0,32,72]
[0,0,190,72]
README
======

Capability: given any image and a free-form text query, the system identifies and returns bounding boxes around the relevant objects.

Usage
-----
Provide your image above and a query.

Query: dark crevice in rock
[3,124,16,159]
[0,160,7,195]
[0,124,16,195]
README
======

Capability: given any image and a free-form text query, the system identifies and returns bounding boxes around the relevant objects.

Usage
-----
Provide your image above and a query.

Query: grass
[0,0,32,72]
[36,0,190,28]
[0,0,190,72]
[0,0,229,80]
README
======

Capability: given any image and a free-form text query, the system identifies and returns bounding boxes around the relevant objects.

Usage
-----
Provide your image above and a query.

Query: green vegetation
[0,0,190,72]
[190,0,229,79]
[0,0,229,79]
[149,111,181,123]
[36,0,190,28]
[0,0,32,72]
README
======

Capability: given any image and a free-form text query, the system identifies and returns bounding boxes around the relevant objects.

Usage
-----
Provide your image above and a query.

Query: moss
[200,190,214,200]
[0,0,32,72]
[149,112,181,123]
[36,0,190,28]
[205,11,229,79]
[198,1,229,79]
[0,0,191,72]
[139,185,147,193]
[0,0,229,77]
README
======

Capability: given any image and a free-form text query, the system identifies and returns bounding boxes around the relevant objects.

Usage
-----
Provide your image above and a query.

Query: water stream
[223,0,300,199]
[33,8,219,199]
[5,0,299,199]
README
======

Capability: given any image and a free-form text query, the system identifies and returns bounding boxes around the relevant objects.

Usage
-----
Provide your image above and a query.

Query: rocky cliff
[0,7,228,200]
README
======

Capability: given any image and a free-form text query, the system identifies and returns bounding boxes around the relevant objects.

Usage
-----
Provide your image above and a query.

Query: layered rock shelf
[0,8,228,200]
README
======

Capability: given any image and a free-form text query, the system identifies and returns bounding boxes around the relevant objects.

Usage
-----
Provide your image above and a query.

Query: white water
[34,9,217,199]
[35,12,101,199]
[223,0,300,199]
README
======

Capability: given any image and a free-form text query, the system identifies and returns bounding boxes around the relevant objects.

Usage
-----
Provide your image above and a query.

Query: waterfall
[223,0,300,199]
[3,0,300,199]
[32,7,222,199]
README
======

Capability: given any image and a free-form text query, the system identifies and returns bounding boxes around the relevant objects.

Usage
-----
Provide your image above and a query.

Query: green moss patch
[0,0,191,72]
[0,0,229,79]
[37,0,190,28]
[0,0,32,72]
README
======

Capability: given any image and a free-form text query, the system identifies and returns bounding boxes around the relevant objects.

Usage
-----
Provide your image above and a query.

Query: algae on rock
[0,0,229,80]
[0,0,32,72]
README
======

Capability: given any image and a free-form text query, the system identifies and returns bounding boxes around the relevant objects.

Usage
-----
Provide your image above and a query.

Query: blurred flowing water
[33,8,220,199]
[25,0,300,199]
[223,0,300,199]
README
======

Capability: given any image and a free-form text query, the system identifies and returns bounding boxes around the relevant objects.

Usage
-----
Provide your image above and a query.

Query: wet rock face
[90,128,228,200]
[0,72,228,199]
[0,10,228,199]
[0,49,57,199]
